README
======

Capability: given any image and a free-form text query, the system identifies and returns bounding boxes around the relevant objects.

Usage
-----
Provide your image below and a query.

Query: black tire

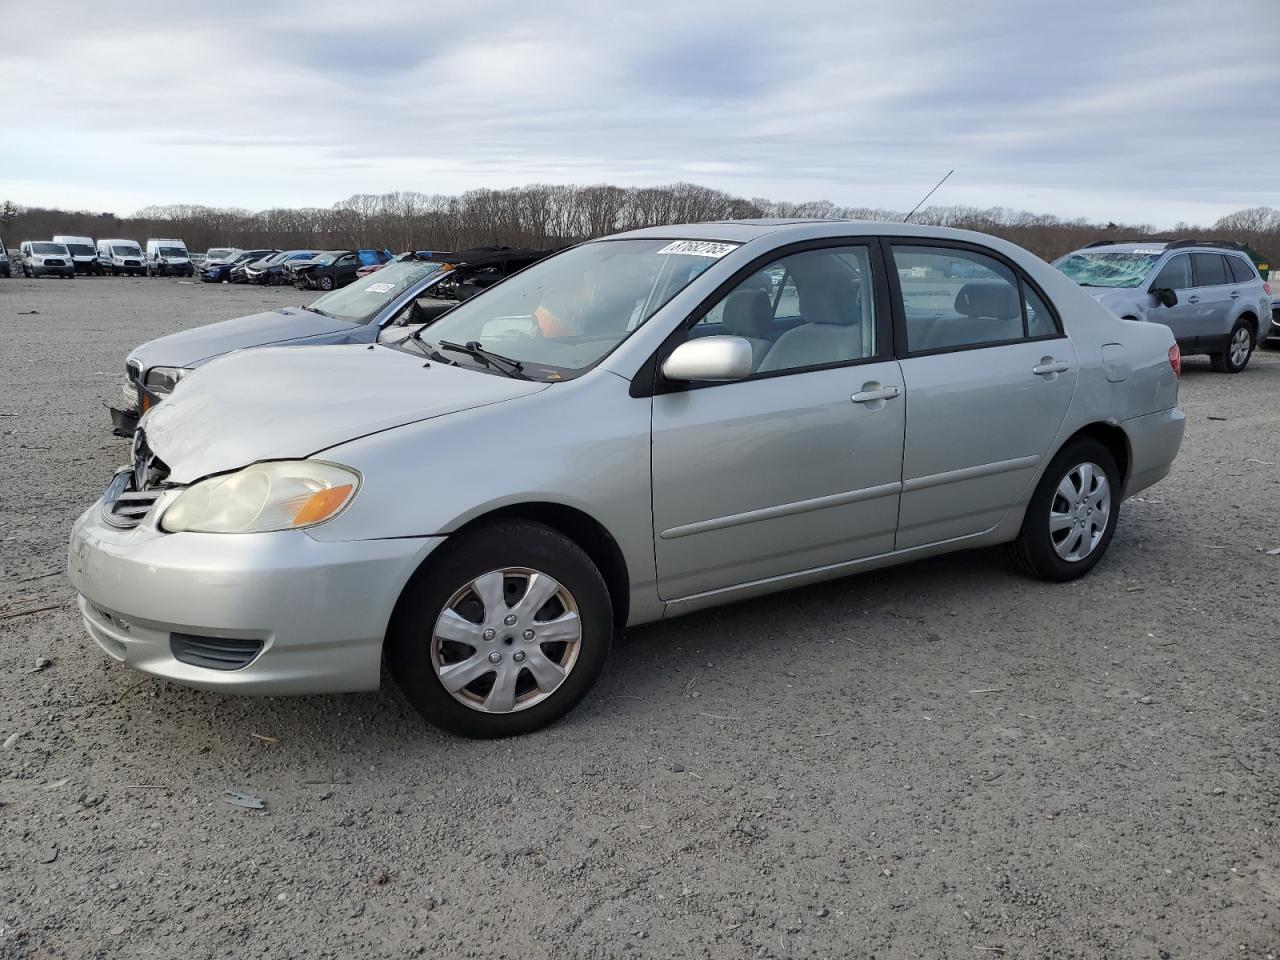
[1210,319,1255,373]
[387,521,614,738]
[1009,436,1121,582]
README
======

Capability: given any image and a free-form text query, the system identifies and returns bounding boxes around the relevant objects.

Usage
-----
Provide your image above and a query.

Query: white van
[145,238,193,277]
[96,238,146,276]
[18,240,74,278]
[53,235,98,274]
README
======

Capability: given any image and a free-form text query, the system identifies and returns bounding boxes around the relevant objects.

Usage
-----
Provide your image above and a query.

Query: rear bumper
[1123,406,1185,498]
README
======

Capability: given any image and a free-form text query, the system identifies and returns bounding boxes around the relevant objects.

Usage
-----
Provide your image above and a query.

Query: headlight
[121,376,139,408]
[143,366,191,395]
[161,461,359,534]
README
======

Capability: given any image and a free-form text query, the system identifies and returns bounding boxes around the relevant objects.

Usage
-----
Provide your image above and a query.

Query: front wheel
[1211,320,1254,373]
[317,275,334,291]
[1008,437,1120,582]
[387,522,614,738]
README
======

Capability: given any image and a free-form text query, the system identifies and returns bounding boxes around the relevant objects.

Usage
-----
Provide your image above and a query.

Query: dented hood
[141,344,549,483]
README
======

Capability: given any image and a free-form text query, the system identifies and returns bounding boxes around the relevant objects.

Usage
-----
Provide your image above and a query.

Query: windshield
[112,244,142,256]
[207,248,237,260]
[32,243,67,255]
[417,238,736,379]
[159,246,187,258]
[259,252,288,265]
[307,259,448,323]
[65,243,94,256]
[236,251,268,264]
[1055,251,1161,288]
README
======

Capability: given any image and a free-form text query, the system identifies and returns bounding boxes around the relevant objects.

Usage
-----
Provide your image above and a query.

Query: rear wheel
[387,522,613,738]
[1009,436,1120,582]
[1211,320,1254,373]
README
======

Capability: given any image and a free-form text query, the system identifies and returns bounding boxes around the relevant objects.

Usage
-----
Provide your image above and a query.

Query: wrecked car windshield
[307,259,448,323]
[416,238,737,379]
[1054,252,1161,288]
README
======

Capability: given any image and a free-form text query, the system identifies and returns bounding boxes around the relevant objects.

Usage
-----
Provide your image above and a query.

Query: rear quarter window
[1227,256,1256,284]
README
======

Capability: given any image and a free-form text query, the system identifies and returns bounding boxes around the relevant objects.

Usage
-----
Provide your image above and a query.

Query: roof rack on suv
[1083,239,1160,248]
[1083,238,1249,252]
[1163,239,1249,252]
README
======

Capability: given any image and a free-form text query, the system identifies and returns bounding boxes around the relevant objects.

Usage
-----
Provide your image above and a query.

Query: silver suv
[1055,240,1270,373]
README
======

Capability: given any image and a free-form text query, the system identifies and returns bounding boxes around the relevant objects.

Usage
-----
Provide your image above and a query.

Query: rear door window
[892,245,1027,352]
[1192,253,1228,287]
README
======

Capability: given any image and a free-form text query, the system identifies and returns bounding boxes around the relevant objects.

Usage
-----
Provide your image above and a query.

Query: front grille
[170,633,264,671]
[123,259,140,266]
[101,428,171,529]
[44,259,65,266]
[103,489,162,528]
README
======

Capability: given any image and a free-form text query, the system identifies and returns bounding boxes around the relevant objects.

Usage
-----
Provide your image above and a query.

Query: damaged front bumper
[68,489,443,695]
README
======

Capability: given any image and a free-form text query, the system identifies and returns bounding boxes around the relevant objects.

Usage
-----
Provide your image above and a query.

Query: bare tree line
[2,187,1277,264]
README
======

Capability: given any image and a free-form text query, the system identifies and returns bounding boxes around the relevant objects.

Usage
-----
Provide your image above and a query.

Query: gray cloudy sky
[3,0,1278,227]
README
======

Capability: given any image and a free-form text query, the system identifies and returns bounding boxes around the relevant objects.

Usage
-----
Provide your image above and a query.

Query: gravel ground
[2,275,1278,960]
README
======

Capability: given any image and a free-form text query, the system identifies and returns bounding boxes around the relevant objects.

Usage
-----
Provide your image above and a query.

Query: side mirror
[662,336,753,383]
[1151,287,1178,308]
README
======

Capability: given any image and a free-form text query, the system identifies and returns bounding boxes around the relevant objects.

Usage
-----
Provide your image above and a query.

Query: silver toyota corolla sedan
[68,219,1186,738]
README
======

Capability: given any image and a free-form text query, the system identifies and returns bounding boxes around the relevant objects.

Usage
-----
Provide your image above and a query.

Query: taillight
[1168,343,1181,378]
[1264,281,1272,296]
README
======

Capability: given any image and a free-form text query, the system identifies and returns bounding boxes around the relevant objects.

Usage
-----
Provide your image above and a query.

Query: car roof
[604,218,1026,248]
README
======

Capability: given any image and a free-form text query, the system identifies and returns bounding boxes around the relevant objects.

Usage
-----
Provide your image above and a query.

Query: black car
[244,250,320,285]
[228,250,281,284]
[290,250,362,291]
[203,249,276,283]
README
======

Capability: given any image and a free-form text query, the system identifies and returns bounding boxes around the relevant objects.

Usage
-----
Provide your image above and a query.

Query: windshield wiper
[302,304,331,317]
[438,340,530,379]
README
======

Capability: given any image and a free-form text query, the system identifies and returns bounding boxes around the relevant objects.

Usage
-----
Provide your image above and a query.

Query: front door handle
[1187,295,1200,303]
[1032,359,1070,376]
[851,385,901,404]
[1230,291,1240,299]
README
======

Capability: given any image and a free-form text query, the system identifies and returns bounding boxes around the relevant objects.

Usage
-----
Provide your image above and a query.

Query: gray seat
[758,267,865,373]
[720,288,773,370]
[913,281,1022,350]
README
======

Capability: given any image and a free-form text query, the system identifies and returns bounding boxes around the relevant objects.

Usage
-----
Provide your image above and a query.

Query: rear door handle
[1230,291,1240,299]
[1032,360,1070,376]
[1187,295,1200,303]
[851,385,901,403]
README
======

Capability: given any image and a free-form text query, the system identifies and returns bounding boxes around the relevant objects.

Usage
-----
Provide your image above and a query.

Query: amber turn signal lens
[291,484,353,526]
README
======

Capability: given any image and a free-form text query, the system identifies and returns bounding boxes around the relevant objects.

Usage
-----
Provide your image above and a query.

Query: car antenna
[902,170,954,223]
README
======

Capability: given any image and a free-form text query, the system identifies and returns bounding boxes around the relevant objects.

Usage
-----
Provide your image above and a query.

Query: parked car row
[68,222,1190,739]
[4,235,405,291]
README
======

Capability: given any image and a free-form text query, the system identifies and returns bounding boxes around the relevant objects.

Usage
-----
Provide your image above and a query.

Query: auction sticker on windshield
[655,240,739,258]
[365,282,395,293]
